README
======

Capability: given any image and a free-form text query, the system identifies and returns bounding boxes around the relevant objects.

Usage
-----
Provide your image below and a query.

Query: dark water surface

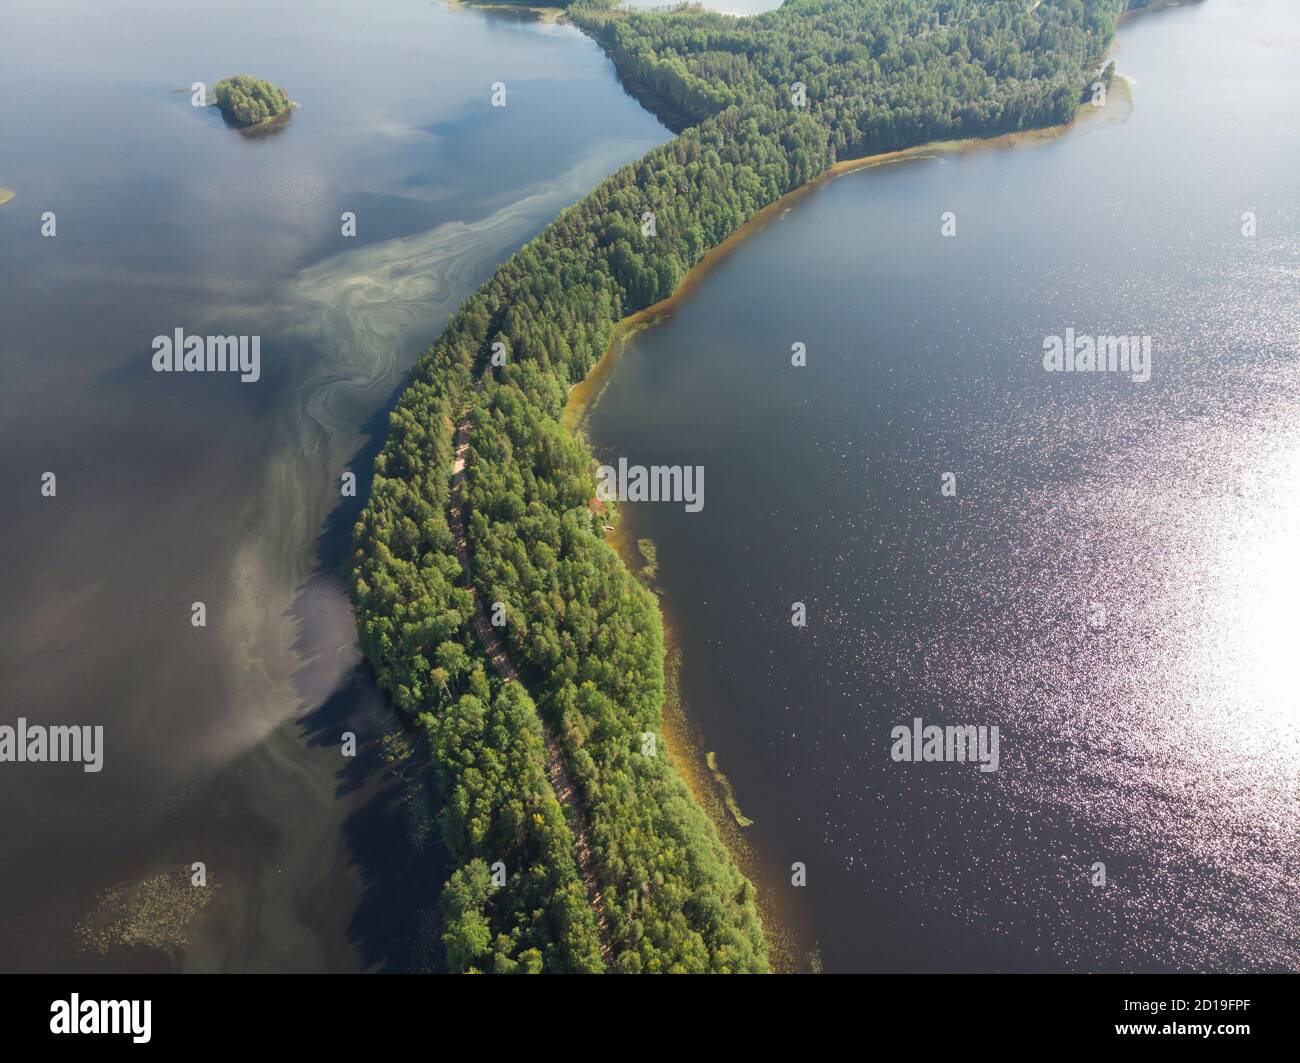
[586,0,1300,971]
[0,0,667,971]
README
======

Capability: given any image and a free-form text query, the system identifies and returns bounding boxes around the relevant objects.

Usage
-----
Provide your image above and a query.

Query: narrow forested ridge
[351,0,1137,973]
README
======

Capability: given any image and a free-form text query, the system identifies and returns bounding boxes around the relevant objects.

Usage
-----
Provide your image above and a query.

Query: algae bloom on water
[212,75,290,128]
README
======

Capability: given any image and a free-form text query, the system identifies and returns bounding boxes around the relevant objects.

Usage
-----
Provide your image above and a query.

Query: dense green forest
[352,0,1135,972]
[212,74,290,127]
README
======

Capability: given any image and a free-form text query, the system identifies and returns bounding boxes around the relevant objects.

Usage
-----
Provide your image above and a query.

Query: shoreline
[229,102,296,137]
[561,73,1135,973]
[600,514,812,971]
[564,75,1133,440]
[449,1,568,23]
[1119,0,1202,24]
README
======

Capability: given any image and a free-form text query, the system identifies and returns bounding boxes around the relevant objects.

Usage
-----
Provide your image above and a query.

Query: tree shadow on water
[292,372,452,972]
[297,662,451,973]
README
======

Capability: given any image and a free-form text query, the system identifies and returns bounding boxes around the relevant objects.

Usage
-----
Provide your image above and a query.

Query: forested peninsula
[351,0,1139,973]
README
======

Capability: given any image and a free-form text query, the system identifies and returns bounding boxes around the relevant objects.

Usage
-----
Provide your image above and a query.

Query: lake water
[584,0,1300,971]
[0,0,667,971]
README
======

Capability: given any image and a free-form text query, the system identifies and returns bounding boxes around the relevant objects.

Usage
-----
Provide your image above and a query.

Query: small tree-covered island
[352,0,1158,973]
[212,74,292,128]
